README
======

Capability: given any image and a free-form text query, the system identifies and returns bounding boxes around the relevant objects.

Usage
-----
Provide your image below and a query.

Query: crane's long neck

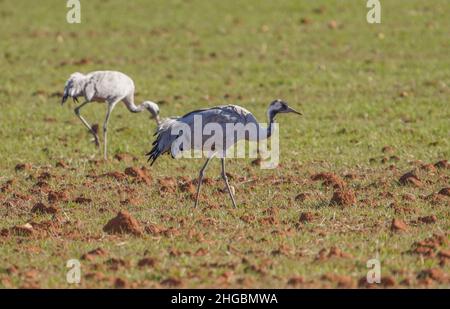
[126,100,160,125]
[127,101,147,113]
[259,108,277,140]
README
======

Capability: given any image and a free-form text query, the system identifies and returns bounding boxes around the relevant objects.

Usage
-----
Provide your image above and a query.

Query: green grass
[0,0,449,288]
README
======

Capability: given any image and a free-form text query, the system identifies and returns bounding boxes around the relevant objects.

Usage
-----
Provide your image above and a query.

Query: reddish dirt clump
[418,215,437,224]
[103,211,143,236]
[299,212,315,223]
[434,160,449,169]
[101,171,127,181]
[287,276,304,287]
[330,189,356,206]
[160,278,183,287]
[74,196,92,204]
[295,192,312,202]
[417,268,448,284]
[55,160,69,168]
[438,187,450,197]
[158,177,177,193]
[410,234,447,258]
[31,202,58,214]
[391,219,407,232]
[15,163,32,172]
[48,190,69,203]
[179,181,196,194]
[124,167,152,185]
[316,246,353,261]
[113,277,128,288]
[399,171,423,187]
[137,257,157,268]
[114,153,137,163]
[322,273,355,288]
[81,247,108,261]
[311,172,346,189]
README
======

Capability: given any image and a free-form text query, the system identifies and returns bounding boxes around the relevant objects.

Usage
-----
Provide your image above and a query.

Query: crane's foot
[90,137,100,147]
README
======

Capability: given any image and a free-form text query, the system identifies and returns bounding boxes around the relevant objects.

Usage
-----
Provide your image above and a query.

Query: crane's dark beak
[61,93,68,105]
[72,96,79,103]
[286,106,302,116]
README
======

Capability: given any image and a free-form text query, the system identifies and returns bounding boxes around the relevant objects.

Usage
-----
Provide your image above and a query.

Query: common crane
[147,99,301,208]
[61,70,160,160]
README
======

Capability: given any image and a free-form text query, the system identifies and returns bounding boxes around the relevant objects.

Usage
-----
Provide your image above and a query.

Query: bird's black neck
[266,109,277,138]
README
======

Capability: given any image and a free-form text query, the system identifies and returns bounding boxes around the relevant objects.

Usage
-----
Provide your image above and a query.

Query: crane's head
[62,72,85,105]
[143,101,161,124]
[268,99,302,118]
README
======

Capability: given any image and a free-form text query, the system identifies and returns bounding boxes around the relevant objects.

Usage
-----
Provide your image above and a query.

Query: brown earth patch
[74,196,92,204]
[100,171,127,181]
[81,247,108,261]
[295,192,312,202]
[311,172,346,189]
[418,215,437,224]
[31,202,58,214]
[48,190,69,203]
[158,177,177,193]
[15,163,32,172]
[315,246,353,261]
[417,268,448,284]
[401,193,416,201]
[287,276,305,287]
[321,273,355,288]
[391,219,408,232]
[420,163,437,173]
[120,197,142,207]
[299,212,315,223]
[382,146,395,154]
[330,189,356,206]
[55,160,69,168]
[103,211,143,236]
[179,181,196,194]
[399,171,423,187]
[114,153,137,163]
[160,278,183,287]
[124,166,152,185]
[137,257,157,268]
[409,233,447,258]
[438,187,450,197]
[434,160,449,169]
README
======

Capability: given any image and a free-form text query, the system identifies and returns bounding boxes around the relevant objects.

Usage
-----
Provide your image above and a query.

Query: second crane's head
[268,99,302,120]
[143,101,161,125]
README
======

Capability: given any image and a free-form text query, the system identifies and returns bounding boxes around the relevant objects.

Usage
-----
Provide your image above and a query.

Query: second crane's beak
[286,106,302,116]
[61,93,68,105]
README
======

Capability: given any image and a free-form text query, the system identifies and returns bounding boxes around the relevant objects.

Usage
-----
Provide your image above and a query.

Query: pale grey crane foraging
[61,71,160,160]
[147,99,302,208]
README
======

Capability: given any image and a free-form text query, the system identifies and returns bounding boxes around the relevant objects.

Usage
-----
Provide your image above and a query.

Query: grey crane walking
[61,71,160,160]
[147,99,302,208]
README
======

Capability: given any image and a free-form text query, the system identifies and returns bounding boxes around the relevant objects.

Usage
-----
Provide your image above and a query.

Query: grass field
[0,0,449,288]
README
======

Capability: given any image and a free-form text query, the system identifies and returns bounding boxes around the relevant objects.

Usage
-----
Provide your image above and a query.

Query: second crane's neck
[264,108,278,139]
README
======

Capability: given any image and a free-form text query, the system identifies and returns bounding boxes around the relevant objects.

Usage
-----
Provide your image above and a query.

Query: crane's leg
[102,103,115,160]
[194,157,213,208]
[74,101,99,147]
[221,158,237,208]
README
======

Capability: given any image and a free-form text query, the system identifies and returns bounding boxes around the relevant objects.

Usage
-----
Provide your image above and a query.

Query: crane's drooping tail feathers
[146,117,180,165]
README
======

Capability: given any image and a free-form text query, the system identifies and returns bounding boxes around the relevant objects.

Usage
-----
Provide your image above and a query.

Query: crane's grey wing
[147,105,254,165]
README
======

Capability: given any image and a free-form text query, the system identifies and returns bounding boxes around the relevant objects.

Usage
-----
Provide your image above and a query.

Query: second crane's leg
[74,101,99,147]
[221,158,237,208]
[194,157,213,208]
[102,103,114,161]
